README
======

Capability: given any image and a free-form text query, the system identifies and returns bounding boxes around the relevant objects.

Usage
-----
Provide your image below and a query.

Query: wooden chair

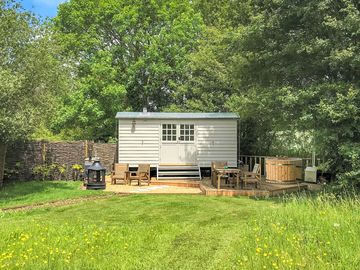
[111,163,129,185]
[211,161,229,187]
[129,164,151,186]
[242,163,261,189]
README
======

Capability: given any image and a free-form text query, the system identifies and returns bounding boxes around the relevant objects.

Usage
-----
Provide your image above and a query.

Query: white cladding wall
[118,119,160,166]
[118,119,237,167]
[197,120,237,167]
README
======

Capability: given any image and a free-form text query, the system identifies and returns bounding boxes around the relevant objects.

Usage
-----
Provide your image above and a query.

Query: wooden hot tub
[265,157,303,184]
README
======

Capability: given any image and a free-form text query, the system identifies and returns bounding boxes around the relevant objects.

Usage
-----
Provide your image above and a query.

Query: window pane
[185,130,189,135]
[180,136,184,140]
[172,124,176,129]
[185,124,189,129]
[167,135,171,140]
[172,129,176,135]
[167,124,171,129]
[162,135,166,140]
[190,136,194,141]
[172,136,176,141]
[190,130,194,135]
[180,124,184,129]
[162,124,166,129]
[162,130,166,135]
[180,130,184,135]
[190,124,194,129]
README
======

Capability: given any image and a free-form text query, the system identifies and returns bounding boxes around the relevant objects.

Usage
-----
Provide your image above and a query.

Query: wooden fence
[239,155,325,177]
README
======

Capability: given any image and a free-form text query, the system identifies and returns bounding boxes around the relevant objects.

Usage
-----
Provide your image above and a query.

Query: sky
[21,0,67,18]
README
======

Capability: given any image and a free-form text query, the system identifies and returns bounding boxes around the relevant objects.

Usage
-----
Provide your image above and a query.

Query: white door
[160,123,196,164]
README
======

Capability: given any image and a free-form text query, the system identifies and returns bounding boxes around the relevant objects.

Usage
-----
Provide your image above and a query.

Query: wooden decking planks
[151,179,200,188]
[200,178,309,197]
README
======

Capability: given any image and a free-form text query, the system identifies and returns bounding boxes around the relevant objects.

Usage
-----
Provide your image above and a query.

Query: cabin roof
[115,112,239,120]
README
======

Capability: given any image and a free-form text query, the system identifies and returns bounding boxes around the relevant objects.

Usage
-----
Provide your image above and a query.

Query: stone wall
[4,140,116,181]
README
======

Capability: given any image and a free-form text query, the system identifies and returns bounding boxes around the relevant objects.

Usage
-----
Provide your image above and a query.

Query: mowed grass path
[0,181,103,209]
[0,185,359,269]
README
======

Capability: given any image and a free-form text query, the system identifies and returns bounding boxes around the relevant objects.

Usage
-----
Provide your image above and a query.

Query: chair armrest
[242,173,261,181]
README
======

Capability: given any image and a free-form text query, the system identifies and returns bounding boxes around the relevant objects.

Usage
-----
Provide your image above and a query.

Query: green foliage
[71,164,83,171]
[194,0,251,28]
[225,0,360,186]
[51,51,128,140]
[33,163,67,181]
[52,0,204,140]
[168,27,235,112]
[71,164,83,181]
[0,0,69,143]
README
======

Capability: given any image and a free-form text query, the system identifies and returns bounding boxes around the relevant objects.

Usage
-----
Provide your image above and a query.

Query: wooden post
[237,119,241,166]
[41,142,46,163]
[0,143,7,187]
[85,140,88,158]
[217,174,221,191]
[262,157,266,177]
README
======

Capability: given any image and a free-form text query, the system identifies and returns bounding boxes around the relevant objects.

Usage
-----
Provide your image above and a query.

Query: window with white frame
[179,124,194,142]
[162,124,177,141]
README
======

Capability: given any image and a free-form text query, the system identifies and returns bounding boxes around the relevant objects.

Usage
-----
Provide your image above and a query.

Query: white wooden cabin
[116,112,239,179]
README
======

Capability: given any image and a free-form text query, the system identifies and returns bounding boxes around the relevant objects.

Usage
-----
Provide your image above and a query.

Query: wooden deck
[153,178,311,197]
[106,176,316,197]
[200,179,309,197]
[151,179,201,188]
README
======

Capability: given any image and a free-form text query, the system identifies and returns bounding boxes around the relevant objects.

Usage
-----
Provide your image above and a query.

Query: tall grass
[238,190,360,269]
[0,188,359,269]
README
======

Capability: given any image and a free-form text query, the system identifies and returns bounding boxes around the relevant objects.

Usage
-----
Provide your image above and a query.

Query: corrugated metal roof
[115,112,239,119]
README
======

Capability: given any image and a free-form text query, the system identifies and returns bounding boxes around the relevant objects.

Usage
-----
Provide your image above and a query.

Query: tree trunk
[0,142,7,187]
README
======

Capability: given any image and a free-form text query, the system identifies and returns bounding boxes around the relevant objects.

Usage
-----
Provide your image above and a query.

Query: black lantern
[86,160,106,190]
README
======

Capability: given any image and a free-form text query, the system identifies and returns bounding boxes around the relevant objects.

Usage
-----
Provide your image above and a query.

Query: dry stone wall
[4,140,116,181]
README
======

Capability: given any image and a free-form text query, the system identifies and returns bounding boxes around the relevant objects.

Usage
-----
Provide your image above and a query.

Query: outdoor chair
[129,164,151,186]
[211,161,231,187]
[242,163,261,189]
[111,163,129,185]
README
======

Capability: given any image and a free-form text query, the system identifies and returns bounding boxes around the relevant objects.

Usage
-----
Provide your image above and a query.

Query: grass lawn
[0,183,359,269]
[0,181,103,209]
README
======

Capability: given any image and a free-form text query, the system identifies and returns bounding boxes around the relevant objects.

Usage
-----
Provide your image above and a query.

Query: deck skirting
[199,179,308,197]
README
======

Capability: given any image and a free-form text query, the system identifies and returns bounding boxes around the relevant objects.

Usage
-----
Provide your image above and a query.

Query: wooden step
[158,166,199,170]
[157,164,201,180]
[159,163,198,166]
[158,171,200,175]
[157,176,201,180]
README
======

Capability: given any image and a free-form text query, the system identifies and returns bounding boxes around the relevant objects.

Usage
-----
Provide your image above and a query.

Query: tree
[165,0,253,113]
[194,0,251,28]
[228,0,360,185]
[166,27,235,112]
[0,1,68,186]
[52,0,204,140]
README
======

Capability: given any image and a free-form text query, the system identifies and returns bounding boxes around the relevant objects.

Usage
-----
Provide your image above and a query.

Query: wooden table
[214,168,242,191]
